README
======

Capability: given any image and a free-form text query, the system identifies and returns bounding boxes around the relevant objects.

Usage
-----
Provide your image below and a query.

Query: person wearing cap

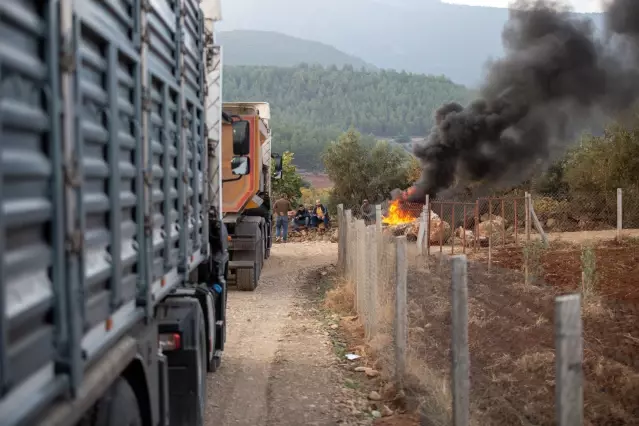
[361,199,374,225]
[311,199,329,228]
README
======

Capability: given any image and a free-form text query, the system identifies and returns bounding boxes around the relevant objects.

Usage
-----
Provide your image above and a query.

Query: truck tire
[235,227,262,291]
[82,377,142,426]
[236,267,257,291]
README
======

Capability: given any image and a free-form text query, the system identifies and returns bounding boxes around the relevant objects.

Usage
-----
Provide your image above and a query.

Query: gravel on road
[205,241,373,426]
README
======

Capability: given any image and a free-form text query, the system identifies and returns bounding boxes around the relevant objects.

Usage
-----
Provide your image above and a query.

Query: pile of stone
[384,212,511,247]
[286,227,339,243]
[383,210,452,244]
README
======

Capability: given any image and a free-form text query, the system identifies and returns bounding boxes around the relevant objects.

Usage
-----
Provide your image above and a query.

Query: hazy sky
[443,0,605,12]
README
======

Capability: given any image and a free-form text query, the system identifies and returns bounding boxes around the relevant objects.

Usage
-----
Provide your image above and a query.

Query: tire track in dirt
[205,241,372,426]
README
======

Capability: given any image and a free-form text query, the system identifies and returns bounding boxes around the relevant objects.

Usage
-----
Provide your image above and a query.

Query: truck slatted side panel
[0,0,68,415]
[148,79,181,281]
[146,0,206,300]
[74,0,144,363]
[205,43,223,222]
[181,0,206,273]
[146,0,183,301]
[183,103,205,260]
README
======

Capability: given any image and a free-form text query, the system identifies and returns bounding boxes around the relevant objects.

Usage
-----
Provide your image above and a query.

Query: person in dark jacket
[311,199,330,228]
[293,204,310,229]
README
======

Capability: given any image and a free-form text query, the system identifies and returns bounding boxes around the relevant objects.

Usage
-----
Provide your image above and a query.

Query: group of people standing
[271,194,330,242]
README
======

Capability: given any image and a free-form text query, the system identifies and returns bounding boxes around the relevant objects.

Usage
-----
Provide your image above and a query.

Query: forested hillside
[217,30,375,70]
[223,64,472,170]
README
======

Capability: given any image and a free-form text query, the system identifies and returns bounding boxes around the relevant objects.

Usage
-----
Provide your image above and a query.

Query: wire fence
[336,200,639,426]
[342,188,639,257]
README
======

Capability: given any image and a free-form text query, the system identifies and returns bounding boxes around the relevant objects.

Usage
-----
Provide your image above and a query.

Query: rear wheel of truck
[236,267,257,291]
[83,377,142,426]
[236,228,262,291]
[160,298,208,426]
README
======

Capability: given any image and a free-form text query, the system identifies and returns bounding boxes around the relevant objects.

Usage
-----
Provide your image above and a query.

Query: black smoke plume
[407,0,639,202]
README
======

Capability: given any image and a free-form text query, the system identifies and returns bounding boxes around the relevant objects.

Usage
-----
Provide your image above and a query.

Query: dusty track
[205,241,370,426]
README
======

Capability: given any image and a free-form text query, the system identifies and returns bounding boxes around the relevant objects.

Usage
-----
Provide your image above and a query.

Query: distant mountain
[217,0,604,86]
[216,30,376,70]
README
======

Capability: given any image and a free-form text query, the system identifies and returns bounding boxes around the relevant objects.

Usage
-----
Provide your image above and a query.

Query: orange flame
[382,200,418,225]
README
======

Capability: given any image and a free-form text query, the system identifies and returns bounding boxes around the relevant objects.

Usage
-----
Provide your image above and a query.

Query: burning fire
[382,200,417,225]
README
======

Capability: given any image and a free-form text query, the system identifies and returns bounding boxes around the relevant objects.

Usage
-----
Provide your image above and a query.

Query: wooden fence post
[555,294,583,426]
[395,236,408,390]
[617,188,623,241]
[451,255,470,426]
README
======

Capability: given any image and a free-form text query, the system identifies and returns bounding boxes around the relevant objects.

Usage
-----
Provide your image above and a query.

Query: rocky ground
[205,241,378,426]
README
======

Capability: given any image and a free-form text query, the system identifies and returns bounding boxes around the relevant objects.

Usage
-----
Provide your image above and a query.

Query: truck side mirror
[231,156,250,175]
[232,119,251,156]
[272,153,283,180]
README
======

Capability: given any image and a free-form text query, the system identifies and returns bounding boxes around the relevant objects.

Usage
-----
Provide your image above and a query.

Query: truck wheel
[236,267,257,291]
[84,377,142,426]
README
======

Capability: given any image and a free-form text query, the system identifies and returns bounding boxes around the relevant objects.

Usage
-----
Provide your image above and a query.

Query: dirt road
[205,241,371,426]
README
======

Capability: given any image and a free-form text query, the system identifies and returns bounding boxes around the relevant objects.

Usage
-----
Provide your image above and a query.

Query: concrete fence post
[337,204,344,270]
[367,225,378,339]
[451,255,470,426]
[345,210,352,279]
[417,212,426,255]
[617,188,623,241]
[425,194,431,256]
[356,220,366,314]
[394,236,408,390]
[375,204,384,295]
[555,294,583,426]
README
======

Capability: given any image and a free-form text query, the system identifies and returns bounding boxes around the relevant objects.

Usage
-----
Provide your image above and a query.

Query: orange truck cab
[221,102,282,290]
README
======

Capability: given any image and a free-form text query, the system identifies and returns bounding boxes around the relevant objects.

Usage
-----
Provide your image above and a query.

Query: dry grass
[338,221,639,425]
[325,264,454,425]
[427,240,639,425]
[324,276,356,314]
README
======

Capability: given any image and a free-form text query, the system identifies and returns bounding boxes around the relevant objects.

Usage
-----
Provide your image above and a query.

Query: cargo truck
[221,102,282,291]
[0,0,256,425]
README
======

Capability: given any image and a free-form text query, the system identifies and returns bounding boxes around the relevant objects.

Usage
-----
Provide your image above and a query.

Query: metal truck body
[221,102,282,291]
[0,0,228,425]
